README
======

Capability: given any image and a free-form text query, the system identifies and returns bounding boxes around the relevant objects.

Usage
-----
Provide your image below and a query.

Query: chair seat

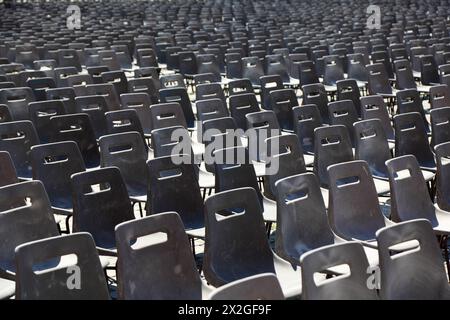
[432,204,450,235]
[186,227,205,239]
[263,196,276,222]
[273,253,303,298]
[199,167,215,189]
[0,278,14,300]
[324,84,337,92]
[304,154,314,166]
[417,85,432,93]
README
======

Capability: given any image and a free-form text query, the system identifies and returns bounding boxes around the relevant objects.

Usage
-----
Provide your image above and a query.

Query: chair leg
[65,215,71,234]
[138,202,144,218]
[266,222,273,238]
[440,235,450,281]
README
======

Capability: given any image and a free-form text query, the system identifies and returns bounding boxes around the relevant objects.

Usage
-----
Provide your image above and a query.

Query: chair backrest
[435,142,450,211]
[386,155,437,224]
[147,155,204,230]
[302,83,329,123]
[159,87,195,128]
[0,104,11,123]
[28,100,66,144]
[101,70,128,96]
[209,273,284,300]
[120,92,152,135]
[420,54,439,85]
[203,187,274,287]
[328,100,358,146]
[265,54,289,82]
[0,180,59,272]
[347,53,368,82]
[0,120,39,178]
[376,219,450,300]
[31,141,86,210]
[115,212,203,300]
[0,87,35,120]
[397,89,429,127]
[196,83,226,105]
[149,102,187,131]
[360,95,395,140]
[299,60,320,87]
[354,119,391,179]
[268,88,298,131]
[46,87,77,114]
[394,59,416,90]
[71,167,134,249]
[336,79,361,117]
[225,52,243,79]
[429,84,450,109]
[313,125,353,188]
[367,63,392,95]
[128,77,159,104]
[328,160,386,241]
[393,112,435,169]
[15,232,110,300]
[197,53,221,76]
[0,151,17,187]
[431,107,450,147]
[160,74,186,89]
[105,109,146,146]
[196,98,229,122]
[260,75,283,110]
[293,104,323,154]
[323,55,344,86]
[85,83,121,111]
[228,79,254,96]
[178,51,198,76]
[301,242,378,300]
[229,93,260,130]
[371,51,394,78]
[49,113,100,168]
[242,56,265,86]
[193,73,221,86]
[264,134,306,199]
[99,132,147,197]
[275,172,334,264]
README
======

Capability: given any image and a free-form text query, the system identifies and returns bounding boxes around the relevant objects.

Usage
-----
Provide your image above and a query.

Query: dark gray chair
[203,187,302,298]
[0,151,17,187]
[15,233,110,300]
[115,212,210,300]
[300,242,379,300]
[376,219,450,300]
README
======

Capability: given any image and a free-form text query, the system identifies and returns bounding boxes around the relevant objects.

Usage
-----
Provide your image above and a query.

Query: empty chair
[28,100,66,144]
[431,107,450,147]
[147,155,204,238]
[0,180,60,280]
[420,55,440,85]
[85,84,121,111]
[71,167,135,255]
[196,83,226,105]
[203,187,302,298]
[302,83,329,124]
[228,93,260,130]
[265,54,290,83]
[209,273,284,300]
[242,56,265,87]
[149,102,187,131]
[193,73,221,87]
[196,99,229,122]
[159,88,195,129]
[0,87,35,120]
[435,142,450,212]
[0,120,39,179]
[429,84,450,109]
[328,160,391,243]
[347,53,368,83]
[46,87,77,114]
[228,79,254,96]
[394,112,436,170]
[0,151,18,187]
[323,55,344,89]
[225,52,243,80]
[101,71,128,96]
[298,60,320,88]
[128,78,159,104]
[160,74,186,90]
[15,233,110,300]
[268,89,298,131]
[336,79,362,117]
[394,59,417,90]
[105,109,146,146]
[360,95,395,141]
[367,63,395,97]
[376,219,450,300]
[58,49,81,71]
[49,114,100,169]
[178,51,197,79]
[137,48,158,68]
[293,104,323,155]
[328,100,358,146]
[197,54,221,77]
[115,212,211,300]
[0,105,11,123]
[260,75,283,110]
[98,50,121,71]
[74,95,108,140]
[246,111,281,162]
[27,77,56,101]
[300,242,379,300]
[120,93,152,136]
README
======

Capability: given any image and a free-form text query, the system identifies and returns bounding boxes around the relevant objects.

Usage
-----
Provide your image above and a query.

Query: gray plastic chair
[196,98,229,122]
[99,132,148,205]
[0,120,39,180]
[115,212,210,300]
[376,219,450,300]
[292,104,323,155]
[328,160,391,245]
[149,102,187,131]
[203,187,302,298]
[431,107,450,147]
[15,232,110,300]
[360,95,395,141]
[435,142,450,211]
[0,180,59,280]
[300,242,379,300]
[208,273,284,300]
[328,100,358,146]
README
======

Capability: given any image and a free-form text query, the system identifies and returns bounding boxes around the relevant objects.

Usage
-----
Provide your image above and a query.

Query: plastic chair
[204,187,302,298]
[228,79,254,96]
[209,273,284,300]
[394,59,417,90]
[15,233,110,300]
[336,79,362,117]
[397,89,430,132]
[393,112,436,170]
[128,77,159,105]
[71,167,135,255]
[0,120,39,179]
[360,95,395,141]
[196,83,226,105]
[149,102,187,131]
[28,100,66,144]
[376,219,450,300]
[302,83,330,124]
[159,87,195,129]
[196,98,229,122]
[74,95,108,140]
[300,242,379,300]
[46,87,77,114]
[429,84,450,109]
[268,89,298,131]
[0,87,35,120]
[242,56,265,87]
[0,151,18,187]
[115,212,210,300]
[328,100,358,146]
[260,75,283,110]
[229,93,260,130]
[120,93,152,136]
